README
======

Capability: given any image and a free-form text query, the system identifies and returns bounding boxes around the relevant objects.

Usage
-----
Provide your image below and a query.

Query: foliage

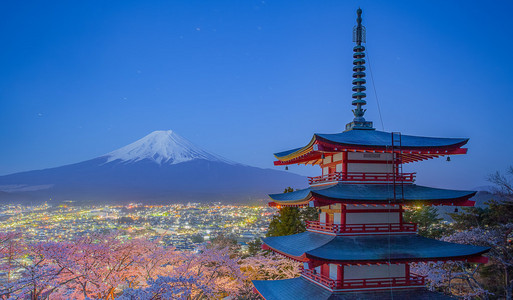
[266,206,305,237]
[266,187,318,237]
[190,234,204,244]
[489,166,513,201]
[246,239,263,257]
[403,205,446,238]
[423,166,513,299]
[451,199,513,230]
[411,261,490,299]
[443,225,513,299]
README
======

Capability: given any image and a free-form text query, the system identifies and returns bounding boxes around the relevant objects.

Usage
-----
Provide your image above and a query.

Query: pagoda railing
[341,274,425,289]
[308,172,416,185]
[301,268,340,289]
[302,268,425,290]
[306,221,417,234]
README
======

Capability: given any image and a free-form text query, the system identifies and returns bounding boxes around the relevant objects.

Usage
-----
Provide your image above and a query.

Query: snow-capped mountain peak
[103,130,233,165]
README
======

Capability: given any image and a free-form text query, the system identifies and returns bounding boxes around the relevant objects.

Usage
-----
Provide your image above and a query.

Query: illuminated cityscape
[0,202,276,251]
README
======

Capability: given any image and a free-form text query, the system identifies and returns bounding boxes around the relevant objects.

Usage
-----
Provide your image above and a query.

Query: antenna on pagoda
[345,8,374,132]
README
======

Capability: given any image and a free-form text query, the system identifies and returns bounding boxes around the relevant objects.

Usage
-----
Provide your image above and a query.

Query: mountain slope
[104,130,234,165]
[0,131,306,204]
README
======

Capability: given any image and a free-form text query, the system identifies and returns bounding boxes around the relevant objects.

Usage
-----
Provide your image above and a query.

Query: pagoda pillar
[337,264,344,289]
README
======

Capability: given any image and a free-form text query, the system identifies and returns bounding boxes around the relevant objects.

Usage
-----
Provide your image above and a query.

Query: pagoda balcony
[301,268,425,291]
[306,221,417,235]
[340,274,425,290]
[301,268,341,290]
[308,172,416,185]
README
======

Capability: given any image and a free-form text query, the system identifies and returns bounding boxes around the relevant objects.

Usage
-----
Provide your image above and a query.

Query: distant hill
[0,130,306,205]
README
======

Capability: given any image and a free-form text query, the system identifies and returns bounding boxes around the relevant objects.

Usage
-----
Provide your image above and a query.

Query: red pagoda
[252,8,489,300]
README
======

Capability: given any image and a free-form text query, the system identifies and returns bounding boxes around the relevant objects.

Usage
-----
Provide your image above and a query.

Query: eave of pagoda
[263,243,488,266]
[269,197,477,208]
[274,140,468,166]
[260,232,490,266]
[268,184,477,208]
[274,132,469,166]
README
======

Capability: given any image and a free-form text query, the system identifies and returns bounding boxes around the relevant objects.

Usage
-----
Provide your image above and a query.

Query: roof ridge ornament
[346,8,375,132]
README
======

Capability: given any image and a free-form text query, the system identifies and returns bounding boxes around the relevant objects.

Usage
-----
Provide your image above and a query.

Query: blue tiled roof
[274,130,468,158]
[317,130,468,149]
[269,183,476,204]
[253,277,455,300]
[274,147,303,158]
[262,232,489,262]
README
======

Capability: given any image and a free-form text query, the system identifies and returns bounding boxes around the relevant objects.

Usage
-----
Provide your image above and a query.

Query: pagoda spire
[346,8,374,131]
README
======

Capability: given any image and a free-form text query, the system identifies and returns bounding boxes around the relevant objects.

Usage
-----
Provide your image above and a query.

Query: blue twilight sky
[1,0,512,190]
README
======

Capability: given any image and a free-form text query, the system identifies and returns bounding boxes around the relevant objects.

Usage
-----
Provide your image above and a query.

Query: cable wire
[366,48,385,131]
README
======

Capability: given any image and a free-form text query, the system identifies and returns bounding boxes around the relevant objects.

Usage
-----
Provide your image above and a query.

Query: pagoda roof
[269,183,476,207]
[262,232,489,263]
[274,129,468,165]
[253,277,454,300]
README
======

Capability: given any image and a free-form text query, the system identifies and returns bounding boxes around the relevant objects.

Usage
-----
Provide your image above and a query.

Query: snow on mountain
[103,130,235,165]
[0,129,307,204]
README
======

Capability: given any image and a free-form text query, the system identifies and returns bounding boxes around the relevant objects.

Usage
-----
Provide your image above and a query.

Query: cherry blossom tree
[411,261,490,299]
[443,225,513,300]
[0,232,23,291]
[2,231,298,300]
[117,275,212,300]
[238,250,301,299]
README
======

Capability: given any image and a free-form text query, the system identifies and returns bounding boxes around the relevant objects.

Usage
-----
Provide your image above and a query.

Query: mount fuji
[0,130,306,204]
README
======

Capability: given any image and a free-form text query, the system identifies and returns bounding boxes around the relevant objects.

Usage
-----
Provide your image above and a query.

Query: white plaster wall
[336,163,343,172]
[329,264,338,280]
[346,204,398,210]
[333,153,343,162]
[345,212,400,224]
[323,156,332,164]
[347,163,393,173]
[344,264,406,279]
[323,167,329,175]
[333,213,341,224]
[319,212,327,223]
[348,152,393,161]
